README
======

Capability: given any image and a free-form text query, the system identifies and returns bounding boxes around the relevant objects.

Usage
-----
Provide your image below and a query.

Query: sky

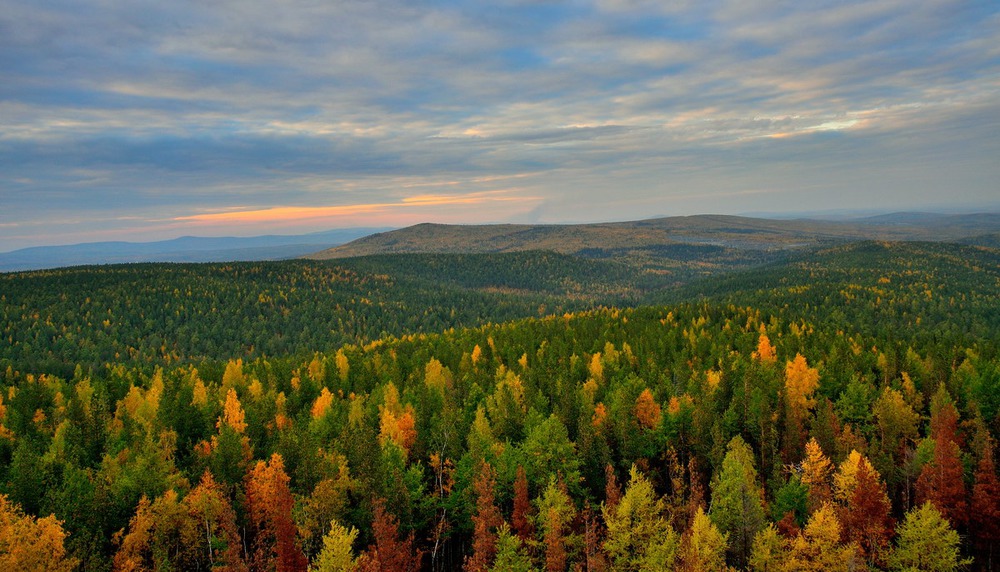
[2,0,999,250]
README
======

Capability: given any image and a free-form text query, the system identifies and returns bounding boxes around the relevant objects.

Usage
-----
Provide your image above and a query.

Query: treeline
[1,300,998,570]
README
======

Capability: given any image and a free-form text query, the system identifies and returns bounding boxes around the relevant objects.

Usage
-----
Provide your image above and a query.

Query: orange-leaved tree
[466,461,503,572]
[839,455,893,567]
[356,498,421,572]
[635,388,661,430]
[0,494,77,572]
[512,465,534,542]
[916,387,967,529]
[245,453,307,572]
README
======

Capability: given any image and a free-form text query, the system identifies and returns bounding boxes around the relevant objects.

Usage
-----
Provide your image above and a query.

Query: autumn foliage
[916,394,968,528]
[357,498,421,572]
[466,462,502,572]
[0,494,77,572]
[512,465,534,542]
[245,453,308,571]
[2,252,1000,571]
[634,388,661,430]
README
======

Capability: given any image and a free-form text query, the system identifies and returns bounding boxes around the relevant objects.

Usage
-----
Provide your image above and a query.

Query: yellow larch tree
[800,439,833,512]
[753,334,777,364]
[833,450,881,504]
[784,503,860,572]
[784,354,819,413]
[218,388,247,434]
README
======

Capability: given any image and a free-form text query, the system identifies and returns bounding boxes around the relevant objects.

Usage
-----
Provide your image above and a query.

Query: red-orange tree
[465,462,503,572]
[916,393,967,529]
[245,453,307,572]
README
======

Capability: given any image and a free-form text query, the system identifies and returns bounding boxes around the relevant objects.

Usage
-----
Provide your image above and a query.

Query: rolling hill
[306,213,1000,266]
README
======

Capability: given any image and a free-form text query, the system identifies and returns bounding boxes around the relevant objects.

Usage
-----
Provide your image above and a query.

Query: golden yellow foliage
[589,353,604,383]
[335,348,350,382]
[784,354,819,413]
[833,450,881,504]
[191,376,209,408]
[274,391,292,431]
[308,354,326,383]
[0,494,77,572]
[801,438,833,510]
[218,388,247,434]
[347,394,365,428]
[312,387,334,420]
[74,377,94,417]
[379,383,417,454]
[221,358,244,389]
[785,503,858,572]
[248,378,264,400]
[0,393,11,441]
[379,408,417,454]
[424,358,451,391]
[753,334,777,364]
[706,369,722,392]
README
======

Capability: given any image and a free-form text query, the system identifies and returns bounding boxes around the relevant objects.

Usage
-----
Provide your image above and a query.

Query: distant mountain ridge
[0,227,392,272]
[306,213,1000,262]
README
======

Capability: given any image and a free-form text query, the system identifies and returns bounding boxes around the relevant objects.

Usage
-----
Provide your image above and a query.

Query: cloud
[1,0,998,249]
[172,190,544,225]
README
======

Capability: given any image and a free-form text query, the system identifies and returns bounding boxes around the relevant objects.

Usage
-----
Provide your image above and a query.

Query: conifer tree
[749,525,785,572]
[971,438,1000,570]
[245,453,308,572]
[512,465,534,542]
[840,457,893,567]
[888,502,970,572]
[603,465,679,571]
[784,503,859,572]
[466,462,503,572]
[678,507,730,572]
[535,478,575,572]
[916,389,967,529]
[313,521,359,572]
[356,498,421,572]
[490,525,537,572]
[710,436,766,568]
[181,472,248,572]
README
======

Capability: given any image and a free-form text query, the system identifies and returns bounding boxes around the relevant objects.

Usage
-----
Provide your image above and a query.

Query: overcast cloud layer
[2,0,999,249]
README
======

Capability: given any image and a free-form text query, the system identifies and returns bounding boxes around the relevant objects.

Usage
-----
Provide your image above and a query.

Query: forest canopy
[1,240,999,570]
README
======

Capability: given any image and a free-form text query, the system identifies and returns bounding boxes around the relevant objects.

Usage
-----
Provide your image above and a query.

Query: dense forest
[0,252,641,377]
[2,241,999,571]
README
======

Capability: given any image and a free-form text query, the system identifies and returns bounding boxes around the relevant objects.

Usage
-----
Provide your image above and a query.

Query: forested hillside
[1,241,999,571]
[0,253,638,377]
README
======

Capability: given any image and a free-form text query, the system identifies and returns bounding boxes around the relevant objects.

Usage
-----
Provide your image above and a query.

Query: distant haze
[0,228,391,272]
[2,1,998,250]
